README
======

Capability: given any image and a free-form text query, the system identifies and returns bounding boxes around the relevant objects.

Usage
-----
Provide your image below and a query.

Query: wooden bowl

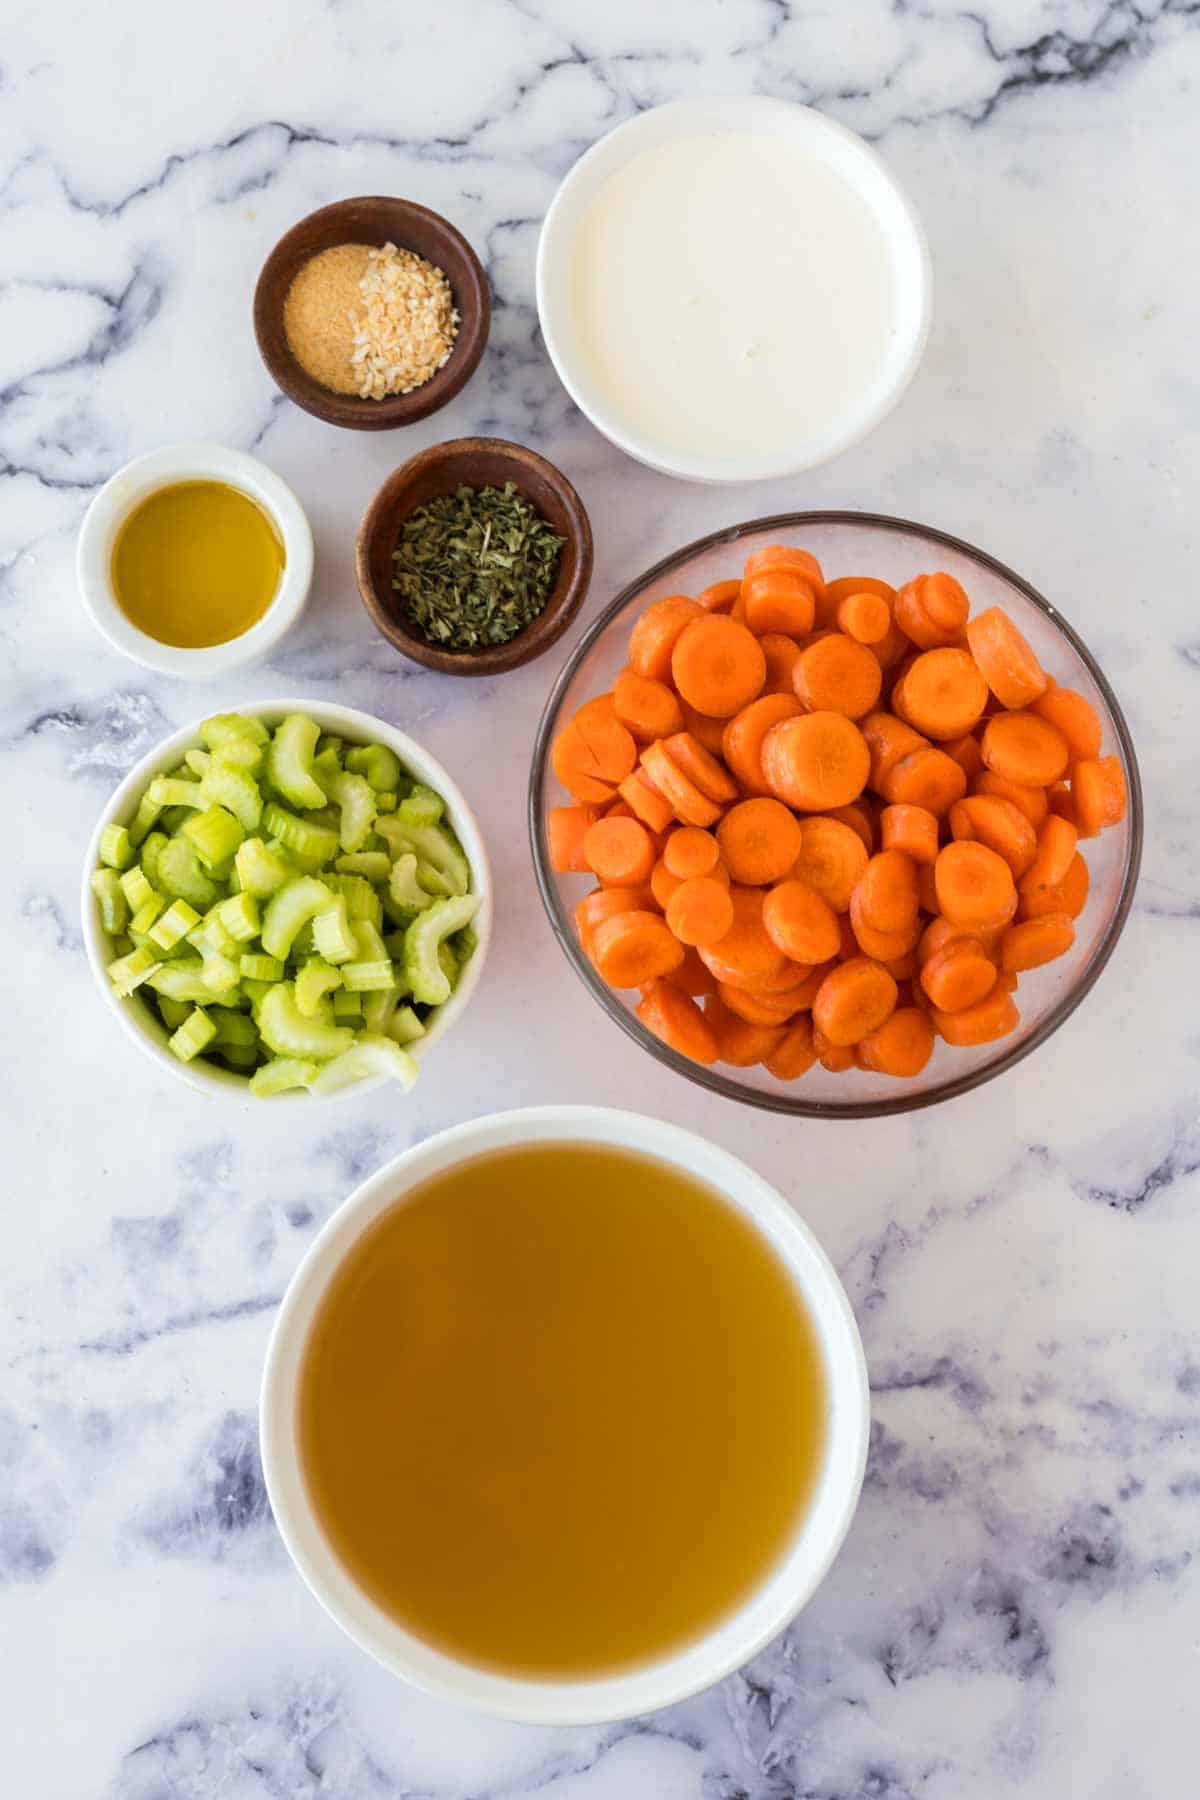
[355,438,593,676]
[253,196,490,430]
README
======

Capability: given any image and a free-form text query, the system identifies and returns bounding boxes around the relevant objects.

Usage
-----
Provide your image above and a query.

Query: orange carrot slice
[966,606,1048,708]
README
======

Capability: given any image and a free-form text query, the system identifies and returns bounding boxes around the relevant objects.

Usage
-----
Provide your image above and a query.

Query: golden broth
[297,1142,826,1678]
[111,480,284,648]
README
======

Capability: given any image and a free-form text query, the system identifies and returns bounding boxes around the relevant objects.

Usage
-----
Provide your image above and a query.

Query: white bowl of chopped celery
[82,702,491,1099]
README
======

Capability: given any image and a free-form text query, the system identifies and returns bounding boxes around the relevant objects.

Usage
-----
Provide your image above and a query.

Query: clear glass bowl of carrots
[529,513,1142,1118]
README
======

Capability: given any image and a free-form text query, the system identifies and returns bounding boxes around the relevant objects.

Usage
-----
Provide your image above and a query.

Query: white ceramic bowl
[536,97,932,484]
[80,699,491,1102]
[76,443,314,679]
[260,1105,869,1723]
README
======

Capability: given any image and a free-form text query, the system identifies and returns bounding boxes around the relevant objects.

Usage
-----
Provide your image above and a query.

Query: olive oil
[298,1142,826,1677]
[111,479,284,648]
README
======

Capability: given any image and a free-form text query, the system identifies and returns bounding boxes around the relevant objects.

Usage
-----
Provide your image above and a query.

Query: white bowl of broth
[77,443,313,679]
[260,1106,869,1722]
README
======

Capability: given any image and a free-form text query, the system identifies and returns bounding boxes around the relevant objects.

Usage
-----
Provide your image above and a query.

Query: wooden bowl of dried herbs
[355,438,593,676]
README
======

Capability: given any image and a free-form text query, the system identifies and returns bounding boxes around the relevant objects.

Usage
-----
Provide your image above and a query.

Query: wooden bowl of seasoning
[356,438,593,676]
[254,197,490,430]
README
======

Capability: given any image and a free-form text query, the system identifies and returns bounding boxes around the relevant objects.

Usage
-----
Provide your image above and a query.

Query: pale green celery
[451,925,478,968]
[189,911,239,959]
[386,853,430,920]
[149,900,201,951]
[307,1035,418,1096]
[107,945,161,996]
[90,869,128,935]
[156,838,218,910]
[320,769,376,854]
[375,817,469,896]
[295,958,343,1018]
[168,1007,216,1063]
[110,933,133,958]
[291,920,317,959]
[239,953,283,982]
[312,746,342,782]
[312,897,357,964]
[398,784,444,827]
[201,712,269,749]
[241,977,274,1010]
[147,958,213,1004]
[404,894,479,1004]
[99,823,134,870]
[345,743,403,793]
[258,983,354,1060]
[315,733,344,762]
[437,941,457,987]
[249,1057,318,1097]
[130,893,166,936]
[185,749,211,777]
[216,892,261,943]
[209,1008,258,1048]
[331,873,382,927]
[119,865,155,912]
[375,792,398,813]
[340,960,394,993]
[198,951,241,997]
[139,830,169,889]
[148,777,205,811]
[267,714,326,810]
[334,851,391,883]
[362,987,399,1034]
[128,790,164,848]
[261,876,333,961]
[156,995,192,1030]
[234,836,294,897]
[182,805,244,870]
[382,930,407,960]
[388,1005,427,1045]
[221,1044,259,1070]
[332,989,363,1019]
[201,760,262,831]
[261,803,339,867]
[350,919,388,962]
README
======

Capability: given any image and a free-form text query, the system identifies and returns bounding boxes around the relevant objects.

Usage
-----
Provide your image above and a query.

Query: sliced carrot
[628,596,703,682]
[659,944,717,998]
[1019,814,1079,902]
[696,578,742,615]
[662,826,721,881]
[640,740,722,828]
[1000,914,1076,973]
[666,876,735,948]
[857,1007,934,1077]
[934,841,1017,930]
[821,574,894,627]
[759,632,803,696]
[660,731,740,803]
[671,616,766,718]
[827,800,877,853]
[550,721,616,804]
[880,803,939,865]
[847,890,922,961]
[743,569,816,637]
[592,910,684,988]
[583,815,656,888]
[855,849,920,934]
[762,879,842,965]
[761,712,870,812]
[812,956,898,1046]
[891,648,988,741]
[575,886,654,959]
[612,670,684,744]
[916,914,991,967]
[883,949,918,982]
[836,590,890,646]
[981,711,1070,787]
[965,606,1048,708]
[743,545,824,589]
[919,938,997,1012]
[650,857,682,910]
[1072,755,1127,837]
[791,816,869,912]
[943,732,984,780]
[894,572,970,649]
[548,804,600,873]
[861,712,927,792]
[1047,782,1079,828]
[717,797,804,886]
[764,1015,818,1080]
[704,993,787,1067]
[717,982,806,1026]
[1030,686,1102,764]
[696,885,789,988]
[948,794,1037,878]
[636,982,719,1065]
[678,702,729,756]
[973,770,1050,828]
[1018,850,1089,921]
[882,747,968,817]
[618,768,675,834]
[721,694,803,797]
[792,633,882,720]
[813,1026,857,1071]
[932,981,1019,1046]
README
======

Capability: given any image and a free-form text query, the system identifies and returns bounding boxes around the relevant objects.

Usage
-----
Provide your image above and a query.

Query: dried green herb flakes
[392,482,564,651]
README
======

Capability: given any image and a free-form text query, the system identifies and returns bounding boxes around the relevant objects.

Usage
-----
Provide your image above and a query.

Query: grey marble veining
[3,3,1199,1795]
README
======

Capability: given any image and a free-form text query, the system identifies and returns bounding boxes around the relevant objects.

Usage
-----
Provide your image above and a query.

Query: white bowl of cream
[536,98,932,484]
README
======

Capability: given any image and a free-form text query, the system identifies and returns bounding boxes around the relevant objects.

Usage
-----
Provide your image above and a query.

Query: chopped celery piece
[90,869,128,936]
[216,892,261,943]
[261,803,339,867]
[345,743,403,792]
[351,919,388,962]
[209,1008,258,1048]
[249,1057,318,1097]
[182,804,245,870]
[375,791,398,813]
[317,769,377,854]
[438,941,458,987]
[296,958,343,1017]
[398,784,444,827]
[331,873,382,927]
[316,733,344,762]
[99,823,134,870]
[149,900,201,950]
[451,924,478,969]
[201,760,262,831]
[130,893,166,936]
[235,836,294,897]
[221,1044,259,1070]
[239,953,283,982]
[110,933,133,957]
[267,714,326,810]
[201,712,269,750]
[168,1007,217,1063]
[258,983,354,1061]
[185,749,211,777]
[241,977,274,1010]
[362,987,399,1034]
[404,894,479,1005]
[156,837,218,910]
[140,830,169,889]
[341,959,395,993]
[388,1004,427,1045]
[332,988,363,1019]
[312,897,357,965]
[376,817,469,897]
[291,920,317,959]
[147,958,214,1004]
[387,852,432,920]
[334,851,391,883]
[261,876,334,962]
[148,777,205,811]
[128,790,163,848]
[120,865,155,912]
[307,1035,418,1096]
[189,911,239,959]
[199,951,241,997]
[107,946,161,996]
[156,995,192,1030]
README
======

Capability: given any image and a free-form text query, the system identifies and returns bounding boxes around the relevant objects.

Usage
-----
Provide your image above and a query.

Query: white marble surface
[3,3,1198,1795]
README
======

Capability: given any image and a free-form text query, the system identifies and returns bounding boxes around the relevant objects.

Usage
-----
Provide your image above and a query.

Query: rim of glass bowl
[528,509,1143,1120]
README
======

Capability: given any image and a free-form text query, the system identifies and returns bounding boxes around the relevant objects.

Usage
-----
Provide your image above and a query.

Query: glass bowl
[529,512,1142,1119]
